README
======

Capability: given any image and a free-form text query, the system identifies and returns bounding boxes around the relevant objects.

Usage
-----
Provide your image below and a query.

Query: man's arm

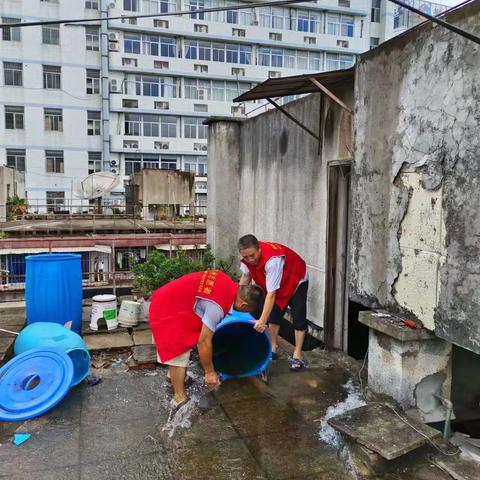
[239,273,251,286]
[198,324,221,387]
[254,290,276,332]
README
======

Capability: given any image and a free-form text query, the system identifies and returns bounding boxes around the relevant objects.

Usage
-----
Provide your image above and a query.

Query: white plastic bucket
[90,294,118,331]
[118,300,141,327]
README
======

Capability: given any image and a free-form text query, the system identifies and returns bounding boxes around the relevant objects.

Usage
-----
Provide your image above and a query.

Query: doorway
[324,162,351,351]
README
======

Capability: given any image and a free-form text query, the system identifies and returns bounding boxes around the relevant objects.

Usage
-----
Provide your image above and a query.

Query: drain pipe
[100,0,111,166]
[434,394,454,440]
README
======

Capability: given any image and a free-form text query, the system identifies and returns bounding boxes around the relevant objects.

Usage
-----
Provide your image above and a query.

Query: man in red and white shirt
[238,235,308,371]
[149,270,264,409]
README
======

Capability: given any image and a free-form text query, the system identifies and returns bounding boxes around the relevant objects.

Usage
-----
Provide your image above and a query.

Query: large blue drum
[25,254,83,334]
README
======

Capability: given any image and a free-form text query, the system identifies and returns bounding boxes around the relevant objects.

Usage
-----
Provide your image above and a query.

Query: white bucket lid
[92,294,117,302]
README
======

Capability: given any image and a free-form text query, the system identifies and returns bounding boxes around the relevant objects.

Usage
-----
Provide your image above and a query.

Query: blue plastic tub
[25,253,83,334]
[14,322,90,386]
[213,311,271,380]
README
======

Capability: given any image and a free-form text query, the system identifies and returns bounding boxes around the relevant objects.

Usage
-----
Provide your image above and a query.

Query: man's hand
[204,371,221,388]
[254,320,268,333]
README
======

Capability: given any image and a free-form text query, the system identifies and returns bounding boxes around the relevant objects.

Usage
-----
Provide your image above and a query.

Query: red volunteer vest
[241,241,306,310]
[149,270,238,362]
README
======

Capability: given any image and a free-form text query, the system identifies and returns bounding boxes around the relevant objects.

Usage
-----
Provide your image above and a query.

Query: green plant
[6,195,28,220]
[132,245,240,295]
[0,231,7,239]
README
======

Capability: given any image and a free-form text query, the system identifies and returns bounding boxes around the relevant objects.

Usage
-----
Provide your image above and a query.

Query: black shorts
[268,281,308,331]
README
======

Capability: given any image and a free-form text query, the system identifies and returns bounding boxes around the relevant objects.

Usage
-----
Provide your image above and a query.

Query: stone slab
[132,344,157,364]
[84,332,133,351]
[132,329,154,346]
[359,311,436,342]
[327,403,441,460]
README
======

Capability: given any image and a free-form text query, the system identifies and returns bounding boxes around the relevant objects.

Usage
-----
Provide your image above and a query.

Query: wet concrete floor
[0,347,455,480]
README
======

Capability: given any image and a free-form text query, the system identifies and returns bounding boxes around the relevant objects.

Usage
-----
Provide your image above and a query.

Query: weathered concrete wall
[0,166,25,222]
[208,89,353,327]
[351,2,480,352]
[136,169,194,206]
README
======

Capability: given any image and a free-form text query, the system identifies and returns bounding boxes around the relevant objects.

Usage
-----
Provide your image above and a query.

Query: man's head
[238,234,262,266]
[234,284,265,313]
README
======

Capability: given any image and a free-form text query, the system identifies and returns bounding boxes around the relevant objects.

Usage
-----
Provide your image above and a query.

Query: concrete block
[132,329,153,346]
[84,332,133,351]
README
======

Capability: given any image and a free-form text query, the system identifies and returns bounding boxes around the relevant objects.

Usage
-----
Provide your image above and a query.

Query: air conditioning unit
[110,160,117,166]
[155,142,170,150]
[108,32,119,42]
[161,142,169,150]
[110,80,121,93]
[109,42,119,52]
[201,145,207,151]
[122,57,137,67]
[123,140,139,149]
[197,89,207,100]
[111,168,117,174]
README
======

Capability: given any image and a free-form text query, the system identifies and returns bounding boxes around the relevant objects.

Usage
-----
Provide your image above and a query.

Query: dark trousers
[268,281,308,331]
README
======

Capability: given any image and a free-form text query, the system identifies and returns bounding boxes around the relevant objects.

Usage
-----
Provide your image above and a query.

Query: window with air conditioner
[232,67,245,76]
[154,61,169,69]
[154,101,170,110]
[232,28,245,37]
[110,80,121,93]
[337,40,349,48]
[194,64,208,73]
[269,71,281,78]
[304,36,316,45]
[154,142,170,150]
[194,24,208,33]
[370,37,380,49]
[194,104,208,112]
[154,19,169,28]
[269,32,282,41]
[231,105,245,116]
[124,140,139,149]
[122,57,138,67]
[338,0,350,7]
[121,17,137,24]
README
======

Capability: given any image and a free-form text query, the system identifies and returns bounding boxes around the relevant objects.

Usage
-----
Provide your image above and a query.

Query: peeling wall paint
[351,2,480,353]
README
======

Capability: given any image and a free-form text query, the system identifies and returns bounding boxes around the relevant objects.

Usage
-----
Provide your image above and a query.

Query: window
[154,19,169,28]
[125,155,141,175]
[370,37,380,49]
[296,10,322,34]
[88,152,102,174]
[86,27,100,51]
[46,192,65,212]
[194,104,208,112]
[143,154,159,169]
[161,157,177,170]
[3,62,23,86]
[43,65,61,89]
[269,71,281,78]
[371,0,381,23]
[304,36,316,45]
[184,78,251,102]
[184,117,207,139]
[194,24,208,33]
[86,69,100,94]
[2,17,21,42]
[326,53,354,70]
[327,14,354,37]
[185,40,251,65]
[124,140,139,149]
[160,116,177,137]
[6,149,25,171]
[154,101,169,109]
[125,113,141,136]
[87,111,101,135]
[44,108,63,131]
[232,67,245,76]
[337,40,349,48]
[141,34,176,57]
[134,75,177,98]
[85,0,99,9]
[5,106,24,129]
[339,0,350,7]
[124,33,141,54]
[124,114,177,137]
[42,24,60,45]
[269,32,282,41]
[46,150,64,174]
[259,7,289,30]
[124,0,140,11]
[154,61,169,69]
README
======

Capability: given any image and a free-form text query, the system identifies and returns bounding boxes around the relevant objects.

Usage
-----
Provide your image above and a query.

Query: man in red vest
[149,270,264,409]
[238,234,308,371]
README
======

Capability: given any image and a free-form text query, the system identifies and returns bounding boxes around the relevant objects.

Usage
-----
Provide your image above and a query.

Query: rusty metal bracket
[309,78,353,116]
[266,97,320,141]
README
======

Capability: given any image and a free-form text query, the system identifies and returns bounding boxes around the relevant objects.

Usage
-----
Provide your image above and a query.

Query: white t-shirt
[240,257,308,293]
[195,298,226,332]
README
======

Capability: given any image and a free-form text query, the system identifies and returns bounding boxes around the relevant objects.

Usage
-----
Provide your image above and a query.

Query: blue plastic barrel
[213,311,271,380]
[14,322,90,386]
[26,254,83,334]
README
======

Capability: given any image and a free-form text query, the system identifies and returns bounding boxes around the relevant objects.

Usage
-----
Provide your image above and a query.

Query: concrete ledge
[359,311,436,342]
[203,116,246,126]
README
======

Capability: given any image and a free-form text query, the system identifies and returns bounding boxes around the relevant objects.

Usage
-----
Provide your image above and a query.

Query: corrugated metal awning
[0,245,112,255]
[234,67,354,102]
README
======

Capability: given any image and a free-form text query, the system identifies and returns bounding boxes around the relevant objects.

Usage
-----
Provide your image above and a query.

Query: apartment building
[0,0,447,211]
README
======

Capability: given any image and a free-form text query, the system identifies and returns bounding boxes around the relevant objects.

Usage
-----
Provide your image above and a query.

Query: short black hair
[238,284,265,313]
[238,234,259,250]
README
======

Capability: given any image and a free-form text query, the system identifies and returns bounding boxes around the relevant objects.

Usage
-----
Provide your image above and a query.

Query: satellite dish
[73,171,120,200]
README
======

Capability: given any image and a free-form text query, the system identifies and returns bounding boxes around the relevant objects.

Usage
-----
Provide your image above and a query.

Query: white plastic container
[118,300,141,327]
[90,294,118,331]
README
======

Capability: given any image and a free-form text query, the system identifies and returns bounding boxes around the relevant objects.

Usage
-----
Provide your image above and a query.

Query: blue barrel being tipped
[213,311,271,380]
[26,254,83,334]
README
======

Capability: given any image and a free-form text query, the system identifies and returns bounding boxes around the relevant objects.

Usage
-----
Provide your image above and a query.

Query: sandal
[288,356,306,372]
[271,351,278,361]
[170,397,190,414]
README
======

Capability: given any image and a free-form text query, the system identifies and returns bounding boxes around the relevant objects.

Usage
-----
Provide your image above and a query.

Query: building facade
[0,0,446,212]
